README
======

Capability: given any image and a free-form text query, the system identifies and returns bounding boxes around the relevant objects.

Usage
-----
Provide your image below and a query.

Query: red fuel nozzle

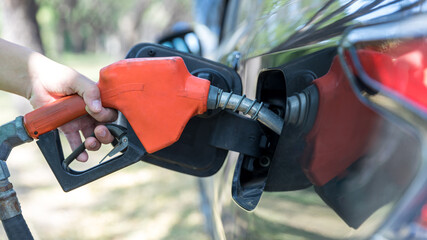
[24,57,211,153]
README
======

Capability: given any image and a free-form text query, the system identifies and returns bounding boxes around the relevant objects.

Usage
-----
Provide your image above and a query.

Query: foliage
[34,0,192,58]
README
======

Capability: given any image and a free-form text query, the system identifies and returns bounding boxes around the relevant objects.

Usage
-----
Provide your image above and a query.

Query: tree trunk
[1,0,44,53]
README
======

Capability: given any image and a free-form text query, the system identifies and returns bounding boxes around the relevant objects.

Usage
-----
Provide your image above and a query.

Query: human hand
[27,54,117,161]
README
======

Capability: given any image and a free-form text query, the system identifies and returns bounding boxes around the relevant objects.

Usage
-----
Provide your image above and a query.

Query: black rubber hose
[2,214,33,240]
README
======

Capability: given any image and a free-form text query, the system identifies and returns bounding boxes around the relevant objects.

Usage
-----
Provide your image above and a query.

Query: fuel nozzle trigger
[99,126,128,164]
[62,124,128,170]
[36,121,146,192]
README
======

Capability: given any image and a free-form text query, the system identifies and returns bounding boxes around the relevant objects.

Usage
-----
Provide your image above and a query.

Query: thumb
[70,74,102,114]
[70,74,117,123]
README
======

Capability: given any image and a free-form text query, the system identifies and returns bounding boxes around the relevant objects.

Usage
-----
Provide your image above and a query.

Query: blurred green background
[0,0,209,239]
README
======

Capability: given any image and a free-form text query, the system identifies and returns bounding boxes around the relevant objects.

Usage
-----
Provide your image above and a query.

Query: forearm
[0,39,116,161]
[0,39,70,100]
[0,39,37,98]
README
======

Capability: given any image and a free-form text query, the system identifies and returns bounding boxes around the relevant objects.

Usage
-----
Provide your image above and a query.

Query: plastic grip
[23,95,87,139]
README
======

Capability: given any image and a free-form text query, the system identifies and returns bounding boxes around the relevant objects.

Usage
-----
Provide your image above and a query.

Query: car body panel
[195,0,427,239]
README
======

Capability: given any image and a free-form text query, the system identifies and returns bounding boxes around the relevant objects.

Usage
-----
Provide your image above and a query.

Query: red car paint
[303,41,427,186]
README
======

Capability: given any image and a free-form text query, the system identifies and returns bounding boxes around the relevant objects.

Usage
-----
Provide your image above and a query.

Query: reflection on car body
[189,1,427,239]
[155,0,427,239]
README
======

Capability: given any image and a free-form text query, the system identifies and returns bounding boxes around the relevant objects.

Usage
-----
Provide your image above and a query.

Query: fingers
[70,74,118,123]
[84,137,101,151]
[86,105,118,123]
[65,127,115,162]
[71,75,102,113]
[63,131,88,162]
[81,124,100,152]
[84,125,114,151]
[60,118,91,162]
[94,125,115,144]
[61,117,115,164]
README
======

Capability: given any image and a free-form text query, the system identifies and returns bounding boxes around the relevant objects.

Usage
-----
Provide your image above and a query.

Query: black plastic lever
[36,122,146,192]
[62,124,127,170]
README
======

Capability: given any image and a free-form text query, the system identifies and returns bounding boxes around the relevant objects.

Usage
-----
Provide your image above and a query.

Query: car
[3,0,426,239]
[149,0,427,239]
[11,1,424,239]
